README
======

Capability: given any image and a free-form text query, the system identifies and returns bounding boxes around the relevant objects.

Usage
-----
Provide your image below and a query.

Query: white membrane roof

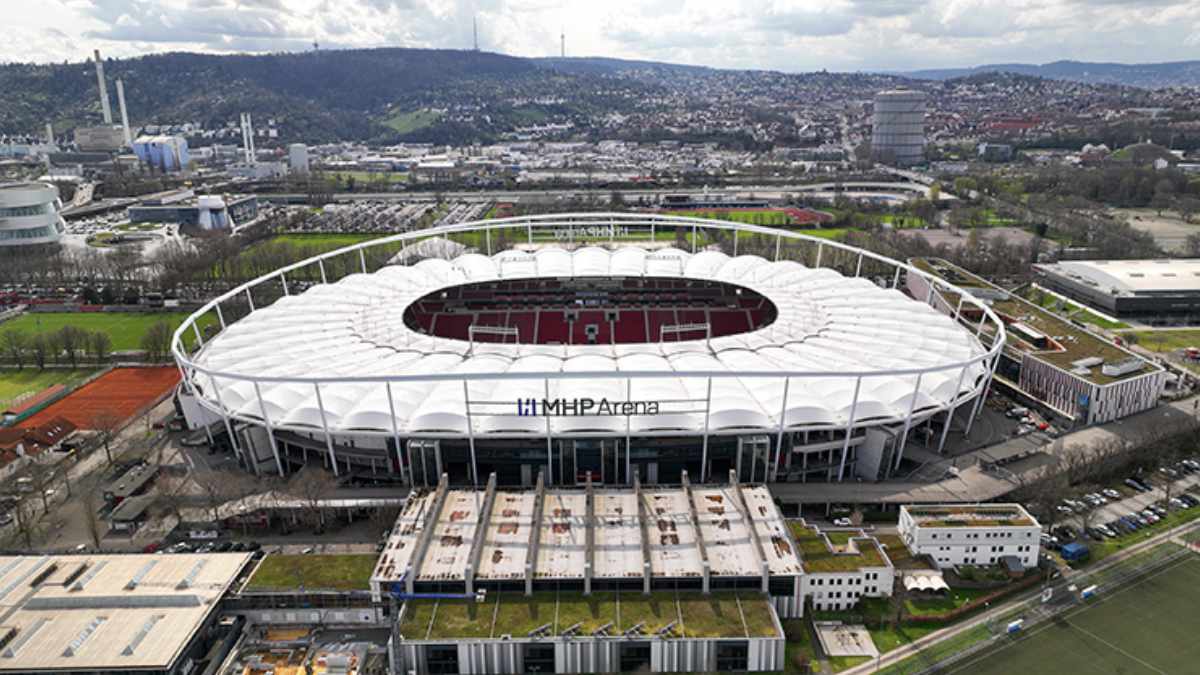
[193,246,987,436]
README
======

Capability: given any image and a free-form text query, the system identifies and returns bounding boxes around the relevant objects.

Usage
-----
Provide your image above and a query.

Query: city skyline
[8,0,1200,73]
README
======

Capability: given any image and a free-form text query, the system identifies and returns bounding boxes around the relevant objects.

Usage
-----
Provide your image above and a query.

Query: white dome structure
[174,213,1003,488]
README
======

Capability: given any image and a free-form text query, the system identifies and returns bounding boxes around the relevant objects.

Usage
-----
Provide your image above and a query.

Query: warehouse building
[0,552,252,674]
[1033,259,1200,319]
[898,504,1042,570]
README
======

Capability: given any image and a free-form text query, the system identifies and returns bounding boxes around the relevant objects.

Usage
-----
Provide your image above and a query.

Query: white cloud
[3,0,1199,71]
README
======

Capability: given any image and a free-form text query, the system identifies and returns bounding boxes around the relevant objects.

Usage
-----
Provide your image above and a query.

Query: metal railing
[171,213,1008,478]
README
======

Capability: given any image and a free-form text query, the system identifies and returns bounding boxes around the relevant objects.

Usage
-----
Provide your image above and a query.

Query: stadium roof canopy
[191,244,988,437]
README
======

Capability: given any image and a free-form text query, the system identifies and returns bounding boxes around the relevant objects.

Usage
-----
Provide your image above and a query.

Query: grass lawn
[1,312,215,352]
[382,109,441,134]
[905,588,992,617]
[870,623,940,653]
[270,232,391,251]
[0,368,98,403]
[951,555,1200,675]
[782,620,819,675]
[1022,286,1129,330]
[245,554,377,591]
[1127,329,1200,354]
[327,170,409,184]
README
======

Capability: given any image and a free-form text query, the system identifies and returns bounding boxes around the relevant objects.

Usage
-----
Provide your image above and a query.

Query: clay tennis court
[21,366,180,430]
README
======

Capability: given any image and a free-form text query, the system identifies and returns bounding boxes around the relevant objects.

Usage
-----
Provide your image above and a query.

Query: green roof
[912,258,1150,386]
[398,592,779,640]
[244,554,377,592]
[789,522,889,574]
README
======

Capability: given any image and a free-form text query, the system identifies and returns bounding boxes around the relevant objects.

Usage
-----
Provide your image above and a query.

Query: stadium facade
[174,214,1005,488]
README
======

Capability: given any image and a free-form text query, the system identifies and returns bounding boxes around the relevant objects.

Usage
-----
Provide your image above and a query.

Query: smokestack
[45,123,53,146]
[116,79,132,147]
[246,113,256,160]
[473,17,478,51]
[560,30,565,59]
[239,114,251,163]
[93,49,113,125]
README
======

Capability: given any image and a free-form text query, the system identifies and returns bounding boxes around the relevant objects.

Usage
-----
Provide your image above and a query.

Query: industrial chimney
[93,49,113,125]
[116,79,132,147]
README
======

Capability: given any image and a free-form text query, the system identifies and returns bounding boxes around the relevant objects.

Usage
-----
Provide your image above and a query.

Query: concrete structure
[790,521,894,613]
[116,78,133,147]
[288,143,310,175]
[911,258,1166,426]
[93,49,113,125]
[0,182,65,247]
[133,135,189,173]
[872,89,926,167]
[1033,259,1200,318]
[72,125,125,152]
[899,504,1041,570]
[173,214,1005,485]
[0,552,252,674]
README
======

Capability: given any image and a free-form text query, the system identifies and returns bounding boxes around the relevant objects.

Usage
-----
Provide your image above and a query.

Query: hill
[0,48,657,144]
[902,60,1200,89]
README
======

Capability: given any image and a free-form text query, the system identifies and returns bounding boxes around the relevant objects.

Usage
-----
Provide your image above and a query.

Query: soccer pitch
[953,553,1200,674]
[1,312,205,351]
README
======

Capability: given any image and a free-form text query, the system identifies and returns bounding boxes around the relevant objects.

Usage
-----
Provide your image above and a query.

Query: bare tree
[141,321,172,362]
[286,466,338,531]
[91,409,124,465]
[88,331,112,364]
[81,484,105,549]
[29,333,48,370]
[1,330,27,369]
[10,497,42,549]
[57,325,87,368]
[193,471,237,524]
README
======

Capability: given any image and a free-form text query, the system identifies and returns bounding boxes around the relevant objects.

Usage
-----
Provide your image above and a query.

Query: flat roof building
[0,552,251,674]
[1033,259,1200,318]
[899,504,1042,570]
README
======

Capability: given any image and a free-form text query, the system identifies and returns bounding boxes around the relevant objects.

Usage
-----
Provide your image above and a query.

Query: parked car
[832,517,853,527]
[1102,488,1122,500]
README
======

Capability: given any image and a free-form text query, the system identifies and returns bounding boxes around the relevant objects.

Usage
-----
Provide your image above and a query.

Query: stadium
[173,213,1005,488]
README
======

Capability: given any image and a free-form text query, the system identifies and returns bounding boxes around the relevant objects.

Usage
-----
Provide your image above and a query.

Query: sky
[7,0,1200,72]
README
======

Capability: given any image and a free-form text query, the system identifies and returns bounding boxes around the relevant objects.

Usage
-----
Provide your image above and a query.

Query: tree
[0,330,27,369]
[57,325,87,368]
[91,409,123,465]
[141,321,172,362]
[88,330,112,364]
[287,466,338,531]
[81,484,105,549]
[29,334,48,370]
[1186,233,1200,258]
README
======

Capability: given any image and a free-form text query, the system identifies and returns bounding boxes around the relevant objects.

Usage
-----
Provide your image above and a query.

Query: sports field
[21,366,179,429]
[0,368,98,404]
[1,312,205,351]
[953,553,1200,674]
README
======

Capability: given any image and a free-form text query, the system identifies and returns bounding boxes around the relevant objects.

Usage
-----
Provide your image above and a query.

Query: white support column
[463,380,478,488]
[691,224,697,253]
[216,303,226,331]
[732,230,738,257]
[486,228,492,256]
[245,288,255,312]
[936,366,970,454]
[964,355,998,438]
[545,378,553,486]
[385,382,407,485]
[954,296,964,322]
[209,372,246,470]
[359,248,367,274]
[774,234,781,261]
[854,253,863,278]
[319,259,328,284]
[893,373,924,474]
[313,382,339,477]
[253,381,286,475]
[700,377,713,483]
[651,222,655,243]
[836,377,863,482]
[191,322,204,350]
[527,222,533,245]
[625,378,632,484]
[924,279,934,305]
[773,377,790,482]
[815,242,823,269]
[281,273,289,296]
[892,267,901,289]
